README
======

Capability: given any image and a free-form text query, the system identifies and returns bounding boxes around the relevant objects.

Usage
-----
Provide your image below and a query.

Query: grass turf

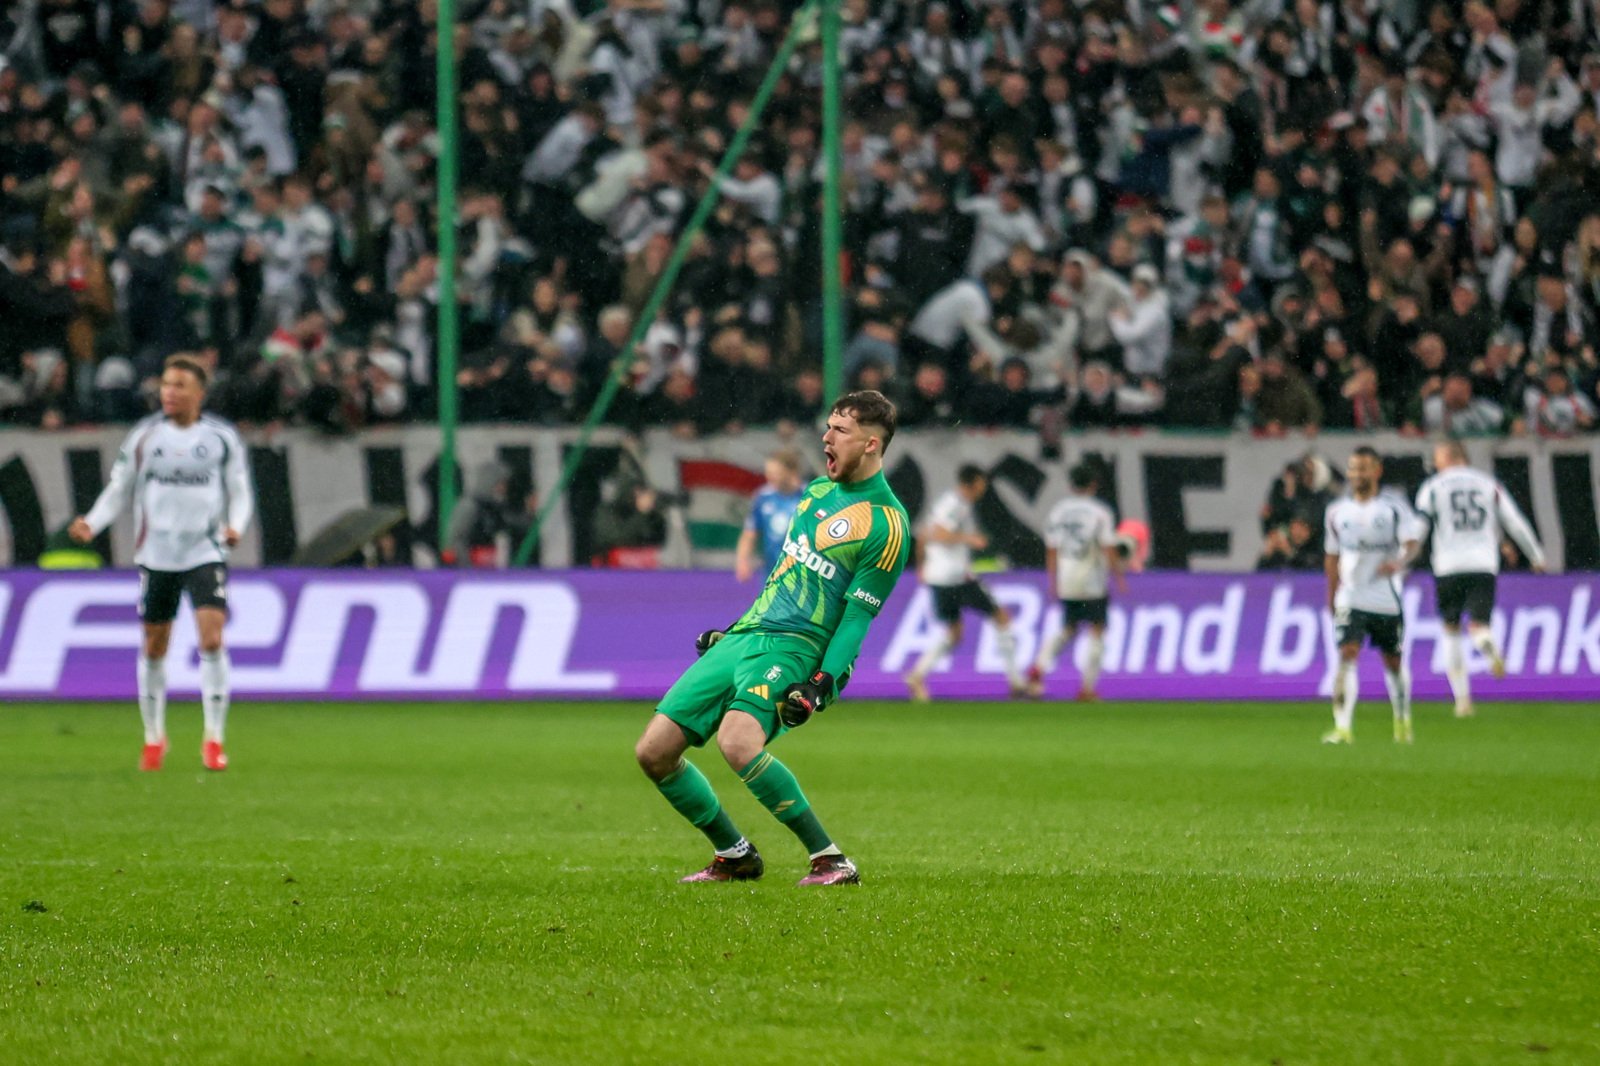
[1,699,1596,1065]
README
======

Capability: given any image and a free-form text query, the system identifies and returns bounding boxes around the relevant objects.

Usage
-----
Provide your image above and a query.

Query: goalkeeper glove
[694,629,726,657]
[780,671,835,728]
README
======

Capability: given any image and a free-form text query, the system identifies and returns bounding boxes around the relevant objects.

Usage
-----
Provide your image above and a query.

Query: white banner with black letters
[2,426,1596,571]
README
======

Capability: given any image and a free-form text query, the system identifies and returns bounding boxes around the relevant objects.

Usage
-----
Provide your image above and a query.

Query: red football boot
[140,738,168,772]
[797,854,860,886]
[679,848,764,883]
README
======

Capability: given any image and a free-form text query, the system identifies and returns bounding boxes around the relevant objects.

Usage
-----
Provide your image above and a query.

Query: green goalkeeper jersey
[730,471,911,649]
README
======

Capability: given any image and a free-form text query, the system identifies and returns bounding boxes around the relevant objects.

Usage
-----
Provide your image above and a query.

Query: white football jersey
[919,489,977,587]
[1414,465,1545,576]
[84,414,254,572]
[1044,493,1118,600]
[1324,491,1424,616]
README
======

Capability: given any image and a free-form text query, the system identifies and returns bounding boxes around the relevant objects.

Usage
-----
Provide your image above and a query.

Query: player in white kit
[70,357,253,772]
[904,465,1024,700]
[1323,447,1424,744]
[1413,439,1546,717]
[1026,463,1126,700]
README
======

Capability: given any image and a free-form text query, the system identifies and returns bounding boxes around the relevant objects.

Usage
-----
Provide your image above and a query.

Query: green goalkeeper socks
[657,761,743,851]
[657,752,835,856]
[739,752,834,854]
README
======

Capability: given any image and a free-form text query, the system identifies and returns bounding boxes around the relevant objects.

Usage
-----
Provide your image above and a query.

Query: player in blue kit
[735,449,807,582]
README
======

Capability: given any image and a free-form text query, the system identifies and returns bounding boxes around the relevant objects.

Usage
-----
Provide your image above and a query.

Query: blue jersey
[746,487,806,572]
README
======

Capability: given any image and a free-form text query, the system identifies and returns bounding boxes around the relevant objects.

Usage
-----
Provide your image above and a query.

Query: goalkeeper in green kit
[634,391,912,886]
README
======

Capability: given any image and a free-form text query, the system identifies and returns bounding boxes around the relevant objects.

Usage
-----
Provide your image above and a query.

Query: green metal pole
[513,3,818,567]
[436,0,461,551]
[820,0,844,403]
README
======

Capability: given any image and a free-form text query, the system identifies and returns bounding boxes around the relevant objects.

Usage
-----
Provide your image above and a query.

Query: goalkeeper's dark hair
[1069,462,1099,490]
[831,390,898,453]
[164,355,209,388]
[1351,445,1381,463]
[957,464,986,487]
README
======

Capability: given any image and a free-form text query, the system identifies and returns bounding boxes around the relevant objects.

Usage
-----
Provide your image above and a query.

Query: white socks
[1331,659,1410,735]
[1333,661,1357,732]
[1031,629,1104,691]
[995,626,1021,685]
[140,650,231,747]
[1444,631,1470,708]
[1082,633,1105,693]
[715,838,751,859]
[1034,628,1073,674]
[1383,662,1412,724]
[138,656,167,745]
[910,631,954,680]
[200,649,230,743]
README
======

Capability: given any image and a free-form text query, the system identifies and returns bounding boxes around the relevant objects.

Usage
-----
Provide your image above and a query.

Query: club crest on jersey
[765,665,783,682]
[814,500,873,549]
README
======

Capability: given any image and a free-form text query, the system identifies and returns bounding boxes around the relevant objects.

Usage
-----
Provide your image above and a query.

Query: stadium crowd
[4,0,1600,438]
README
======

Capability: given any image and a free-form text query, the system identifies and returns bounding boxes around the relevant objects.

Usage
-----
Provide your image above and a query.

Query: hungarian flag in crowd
[677,459,766,563]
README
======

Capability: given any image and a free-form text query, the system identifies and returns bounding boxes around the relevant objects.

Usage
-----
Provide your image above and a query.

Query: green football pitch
[2,699,1596,1065]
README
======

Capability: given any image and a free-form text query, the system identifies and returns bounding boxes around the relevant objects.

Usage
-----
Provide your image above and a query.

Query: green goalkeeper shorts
[656,631,821,746]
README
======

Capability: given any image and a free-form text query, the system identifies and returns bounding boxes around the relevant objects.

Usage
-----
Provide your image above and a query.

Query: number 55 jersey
[1044,494,1119,601]
[1414,465,1545,576]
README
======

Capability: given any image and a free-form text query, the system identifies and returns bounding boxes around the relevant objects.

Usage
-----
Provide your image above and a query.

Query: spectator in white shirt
[710,156,782,225]
[222,66,296,176]
[959,180,1048,276]
[1523,365,1597,436]
[1051,250,1130,361]
[1489,66,1580,195]
[908,266,1012,360]
[1108,264,1173,379]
